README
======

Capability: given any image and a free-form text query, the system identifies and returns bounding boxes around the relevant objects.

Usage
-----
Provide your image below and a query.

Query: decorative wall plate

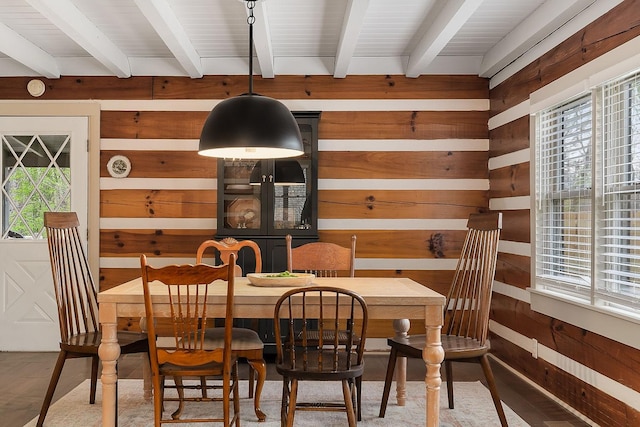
[107,155,131,178]
[27,79,45,97]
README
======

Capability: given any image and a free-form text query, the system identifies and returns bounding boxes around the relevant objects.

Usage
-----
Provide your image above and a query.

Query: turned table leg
[424,307,444,427]
[392,318,411,406]
[98,302,120,427]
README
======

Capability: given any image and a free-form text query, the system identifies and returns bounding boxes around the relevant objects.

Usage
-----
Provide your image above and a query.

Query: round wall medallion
[107,155,131,178]
[27,79,46,97]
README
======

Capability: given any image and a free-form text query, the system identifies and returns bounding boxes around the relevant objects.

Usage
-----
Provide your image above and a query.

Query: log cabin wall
[488,0,640,425]
[0,73,490,339]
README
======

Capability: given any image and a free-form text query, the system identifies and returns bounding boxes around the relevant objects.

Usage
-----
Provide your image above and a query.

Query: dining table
[98,276,445,426]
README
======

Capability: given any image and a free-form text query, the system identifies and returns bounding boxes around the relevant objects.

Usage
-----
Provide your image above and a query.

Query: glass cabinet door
[217,112,319,237]
[220,159,262,231]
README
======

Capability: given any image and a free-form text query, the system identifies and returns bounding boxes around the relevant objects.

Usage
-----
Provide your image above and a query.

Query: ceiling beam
[333,0,370,78]
[406,0,482,78]
[479,0,596,78]
[245,0,274,78]
[25,0,131,78]
[134,0,203,78]
[0,21,59,78]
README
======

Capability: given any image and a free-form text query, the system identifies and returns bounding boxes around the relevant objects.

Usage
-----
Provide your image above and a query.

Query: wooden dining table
[98,276,445,426]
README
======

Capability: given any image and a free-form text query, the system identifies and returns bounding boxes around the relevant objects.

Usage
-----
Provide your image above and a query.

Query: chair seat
[388,334,489,359]
[61,331,148,353]
[204,327,264,351]
[160,356,239,377]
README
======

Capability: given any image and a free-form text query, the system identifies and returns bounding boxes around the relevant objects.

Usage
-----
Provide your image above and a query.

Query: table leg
[424,308,444,427]
[98,302,120,427]
[392,318,411,406]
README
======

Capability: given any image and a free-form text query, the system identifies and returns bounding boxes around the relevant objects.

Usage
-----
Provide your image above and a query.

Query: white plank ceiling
[0,0,621,80]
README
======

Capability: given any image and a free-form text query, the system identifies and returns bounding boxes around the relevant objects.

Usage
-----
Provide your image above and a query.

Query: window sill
[528,288,640,351]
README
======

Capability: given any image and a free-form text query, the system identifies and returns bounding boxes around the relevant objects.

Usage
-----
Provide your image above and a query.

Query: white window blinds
[600,73,640,309]
[535,71,640,314]
[536,95,592,297]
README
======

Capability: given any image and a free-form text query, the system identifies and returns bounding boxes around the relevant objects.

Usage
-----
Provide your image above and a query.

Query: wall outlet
[531,338,538,359]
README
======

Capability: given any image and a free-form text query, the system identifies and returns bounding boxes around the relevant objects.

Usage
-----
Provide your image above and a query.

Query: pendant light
[198,1,303,159]
[249,159,305,185]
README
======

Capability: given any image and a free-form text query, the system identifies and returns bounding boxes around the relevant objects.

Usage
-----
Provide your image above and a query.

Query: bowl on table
[246,272,315,287]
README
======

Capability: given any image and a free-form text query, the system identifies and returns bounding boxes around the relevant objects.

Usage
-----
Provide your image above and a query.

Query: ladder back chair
[141,254,240,426]
[273,286,368,427]
[37,212,149,427]
[196,237,266,421]
[379,212,508,426]
[286,234,356,277]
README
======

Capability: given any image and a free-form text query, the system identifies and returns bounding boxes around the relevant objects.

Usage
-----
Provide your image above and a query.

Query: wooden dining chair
[141,253,240,426]
[285,233,364,418]
[273,286,368,427]
[286,234,356,277]
[378,212,508,426]
[37,212,149,427]
[196,237,267,421]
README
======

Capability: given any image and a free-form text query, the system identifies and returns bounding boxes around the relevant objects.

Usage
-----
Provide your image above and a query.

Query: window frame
[535,94,594,301]
[529,46,640,350]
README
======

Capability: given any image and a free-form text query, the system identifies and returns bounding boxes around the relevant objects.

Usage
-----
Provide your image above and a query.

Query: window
[535,71,640,315]
[600,73,640,310]
[1,133,71,239]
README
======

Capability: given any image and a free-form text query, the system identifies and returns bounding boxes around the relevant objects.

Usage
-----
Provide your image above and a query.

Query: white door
[0,117,88,351]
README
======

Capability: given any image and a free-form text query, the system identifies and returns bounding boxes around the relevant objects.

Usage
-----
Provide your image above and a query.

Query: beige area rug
[25,379,529,427]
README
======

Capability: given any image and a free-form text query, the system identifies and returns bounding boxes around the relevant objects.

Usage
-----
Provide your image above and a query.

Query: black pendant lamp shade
[198,0,304,160]
[199,94,304,159]
[250,159,305,185]
[274,159,305,185]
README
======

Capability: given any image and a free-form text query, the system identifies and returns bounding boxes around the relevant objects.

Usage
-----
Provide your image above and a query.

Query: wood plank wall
[488,1,640,425]
[0,73,490,339]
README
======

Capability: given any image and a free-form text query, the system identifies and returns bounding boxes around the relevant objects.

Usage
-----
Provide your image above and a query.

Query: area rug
[25,380,529,427]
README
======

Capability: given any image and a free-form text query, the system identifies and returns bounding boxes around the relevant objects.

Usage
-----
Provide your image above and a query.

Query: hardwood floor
[0,351,591,427]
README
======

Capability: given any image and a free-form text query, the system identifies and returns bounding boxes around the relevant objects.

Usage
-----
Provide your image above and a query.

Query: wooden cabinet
[215,112,321,272]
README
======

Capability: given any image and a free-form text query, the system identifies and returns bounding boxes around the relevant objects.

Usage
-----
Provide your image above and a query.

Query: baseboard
[488,354,598,427]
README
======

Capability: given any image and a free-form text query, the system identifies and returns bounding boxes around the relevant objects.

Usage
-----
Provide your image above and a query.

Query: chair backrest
[286,234,356,277]
[443,212,502,345]
[196,237,261,276]
[44,211,98,342]
[140,254,236,370]
[273,286,368,372]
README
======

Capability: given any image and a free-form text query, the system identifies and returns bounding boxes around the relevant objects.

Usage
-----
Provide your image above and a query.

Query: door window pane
[1,133,71,239]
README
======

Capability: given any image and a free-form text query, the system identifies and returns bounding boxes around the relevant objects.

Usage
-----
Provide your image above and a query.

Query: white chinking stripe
[498,240,531,257]
[100,218,215,229]
[488,99,529,130]
[488,148,529,170]
[319,139,489,151]
[319,218,468,230]
[102,256,460,271]
[492,280,531,304]
[319,179,488,191]
[100,177,486,191]
[99,218,467,231]
[101,139,199,151]
[489,195,530,211]
[100,138,489,151]
[99,98,489,112]
[101,138,489,152]
[100,177,217,190]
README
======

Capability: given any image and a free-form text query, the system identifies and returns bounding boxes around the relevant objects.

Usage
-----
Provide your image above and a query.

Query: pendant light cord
[247,1,255,96]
